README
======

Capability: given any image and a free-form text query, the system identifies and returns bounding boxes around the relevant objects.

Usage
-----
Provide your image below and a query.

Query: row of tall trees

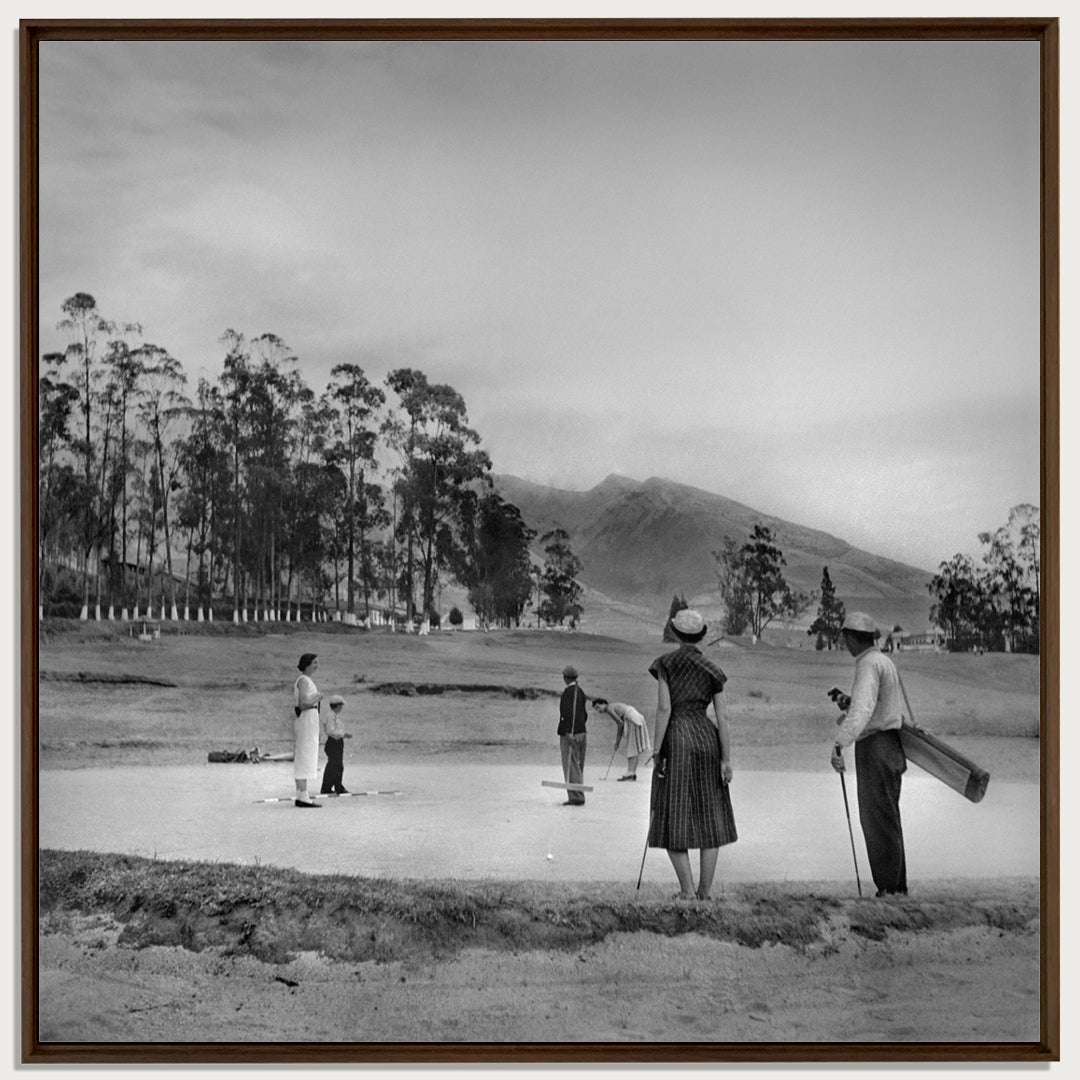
[928,504,1040,653]
[37,293,584,629]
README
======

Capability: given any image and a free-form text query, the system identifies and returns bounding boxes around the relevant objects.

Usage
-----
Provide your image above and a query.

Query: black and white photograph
[22,17,1057,1062]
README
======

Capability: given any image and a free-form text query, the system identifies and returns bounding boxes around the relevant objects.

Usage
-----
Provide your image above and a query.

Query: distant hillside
[493,473,935,635]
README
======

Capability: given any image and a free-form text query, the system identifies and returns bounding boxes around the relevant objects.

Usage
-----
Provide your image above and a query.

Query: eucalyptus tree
[713,524,811,640]
[57,293,112,617]
[384,368,491,622]
[538,527,584,627]
[928,553,989,652]
[176,378,229,618]
[129,432,158,616]
[978,503,1040,653]
[284,393,336,619]
[454,491,536,627]
[325,363,386,618]
[244,333,306,618]
[219,330,253,619]
[38,353,81,613]
[99,328,145,610]
[136,345,190,619]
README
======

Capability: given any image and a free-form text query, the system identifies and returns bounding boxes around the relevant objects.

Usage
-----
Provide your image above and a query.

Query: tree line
[928,504,1040,653]
[38,293,584,629]
[708,508,1040,654]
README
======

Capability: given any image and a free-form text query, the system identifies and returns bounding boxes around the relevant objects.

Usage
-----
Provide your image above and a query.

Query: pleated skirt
[625,718,652,758]
[648,707,737,850]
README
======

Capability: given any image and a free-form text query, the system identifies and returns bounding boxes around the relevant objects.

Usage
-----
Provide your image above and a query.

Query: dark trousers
[320,736,346,794]
[560,732,587,804]
[855,729,907,894]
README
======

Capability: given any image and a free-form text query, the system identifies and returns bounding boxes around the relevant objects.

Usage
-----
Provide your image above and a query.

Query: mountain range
[492,473,936,637]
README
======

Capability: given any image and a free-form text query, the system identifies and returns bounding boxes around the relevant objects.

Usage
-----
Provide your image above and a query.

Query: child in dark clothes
[320,694,353,795]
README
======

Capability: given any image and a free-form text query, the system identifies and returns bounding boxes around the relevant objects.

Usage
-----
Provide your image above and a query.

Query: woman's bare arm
[713,691,733,783]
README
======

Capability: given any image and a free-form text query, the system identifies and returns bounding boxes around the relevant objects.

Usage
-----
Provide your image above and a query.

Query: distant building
[898,629,946,652]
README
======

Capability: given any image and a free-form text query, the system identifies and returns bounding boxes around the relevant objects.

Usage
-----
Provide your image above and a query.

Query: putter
[838,768,863,898]
[601,744,618,781]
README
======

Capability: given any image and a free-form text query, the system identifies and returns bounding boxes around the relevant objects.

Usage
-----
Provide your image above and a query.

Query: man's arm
[835,660,880,748]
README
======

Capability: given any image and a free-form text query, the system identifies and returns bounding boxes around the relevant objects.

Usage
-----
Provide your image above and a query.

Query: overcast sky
[36,38,1041,572]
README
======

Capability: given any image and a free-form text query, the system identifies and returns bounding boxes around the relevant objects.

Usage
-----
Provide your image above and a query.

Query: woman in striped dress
[647,608,736,899]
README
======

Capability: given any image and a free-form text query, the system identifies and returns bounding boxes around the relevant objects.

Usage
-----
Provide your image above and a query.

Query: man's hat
[671,608,707,641]
[841,611,880,636]
[328,694,345,706]
[562,665,578,680]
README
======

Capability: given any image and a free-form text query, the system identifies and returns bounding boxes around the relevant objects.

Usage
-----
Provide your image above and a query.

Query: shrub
[448,606,463,627]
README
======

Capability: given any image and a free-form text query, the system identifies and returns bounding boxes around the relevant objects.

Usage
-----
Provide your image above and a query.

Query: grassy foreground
[40,848,1039,967]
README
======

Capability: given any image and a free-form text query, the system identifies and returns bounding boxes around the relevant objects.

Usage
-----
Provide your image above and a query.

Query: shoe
[562,800,585,806]
[294,799,321,808]
[335,788,348,795]
[617,774,637,781]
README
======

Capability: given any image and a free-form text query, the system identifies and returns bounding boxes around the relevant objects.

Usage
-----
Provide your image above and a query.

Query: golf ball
[546,853,554,861]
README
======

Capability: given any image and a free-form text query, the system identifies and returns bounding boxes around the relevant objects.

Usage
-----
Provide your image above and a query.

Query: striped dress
[647,645,737,851]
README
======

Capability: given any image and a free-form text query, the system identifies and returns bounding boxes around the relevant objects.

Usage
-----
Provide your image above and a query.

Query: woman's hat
[841,611,880,637]
[328,694,345,706]
[297,652,318,671]
[671,608,707,641]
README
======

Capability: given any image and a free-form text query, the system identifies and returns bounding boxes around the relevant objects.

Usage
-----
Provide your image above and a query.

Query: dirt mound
[40,850,1039,969]
[367,681,556,699]
[40,671,178,687]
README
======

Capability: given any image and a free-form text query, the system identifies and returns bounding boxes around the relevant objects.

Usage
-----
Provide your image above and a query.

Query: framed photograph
[20,16,1059,1064]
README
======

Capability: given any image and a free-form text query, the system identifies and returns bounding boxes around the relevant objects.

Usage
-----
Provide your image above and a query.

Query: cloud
[35,38,1040,573]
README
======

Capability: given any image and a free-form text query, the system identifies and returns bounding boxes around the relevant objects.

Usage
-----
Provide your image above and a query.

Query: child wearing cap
[320,694,353,796]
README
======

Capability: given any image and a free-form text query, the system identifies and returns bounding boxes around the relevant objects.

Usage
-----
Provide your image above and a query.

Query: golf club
[601,743,618,781]
[838,768,863,898]
[636,810,654,890]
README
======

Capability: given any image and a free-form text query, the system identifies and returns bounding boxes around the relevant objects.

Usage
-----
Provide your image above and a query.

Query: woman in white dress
[293,652,323,807]
[592,698,653,780]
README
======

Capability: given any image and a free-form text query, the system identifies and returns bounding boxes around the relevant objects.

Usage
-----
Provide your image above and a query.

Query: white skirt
[293,708,320,780]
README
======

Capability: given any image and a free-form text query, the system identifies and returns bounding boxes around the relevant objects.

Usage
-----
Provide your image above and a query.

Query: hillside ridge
[493,472,934,633]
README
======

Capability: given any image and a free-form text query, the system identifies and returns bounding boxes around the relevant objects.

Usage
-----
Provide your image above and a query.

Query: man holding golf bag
[830,611,908,897]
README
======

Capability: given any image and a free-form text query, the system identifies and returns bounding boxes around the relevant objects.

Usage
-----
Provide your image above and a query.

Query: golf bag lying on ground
[207,747,263,763]
[898,720,990,803]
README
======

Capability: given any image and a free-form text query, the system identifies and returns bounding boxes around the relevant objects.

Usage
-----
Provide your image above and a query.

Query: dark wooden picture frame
[20,17,1059,1064]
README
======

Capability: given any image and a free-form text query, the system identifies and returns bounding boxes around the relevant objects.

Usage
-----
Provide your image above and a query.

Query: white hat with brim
[841,611,880,636]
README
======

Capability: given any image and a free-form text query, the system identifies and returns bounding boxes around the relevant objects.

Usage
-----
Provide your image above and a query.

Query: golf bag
[898,673,990,803]
[898,720,990,803]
